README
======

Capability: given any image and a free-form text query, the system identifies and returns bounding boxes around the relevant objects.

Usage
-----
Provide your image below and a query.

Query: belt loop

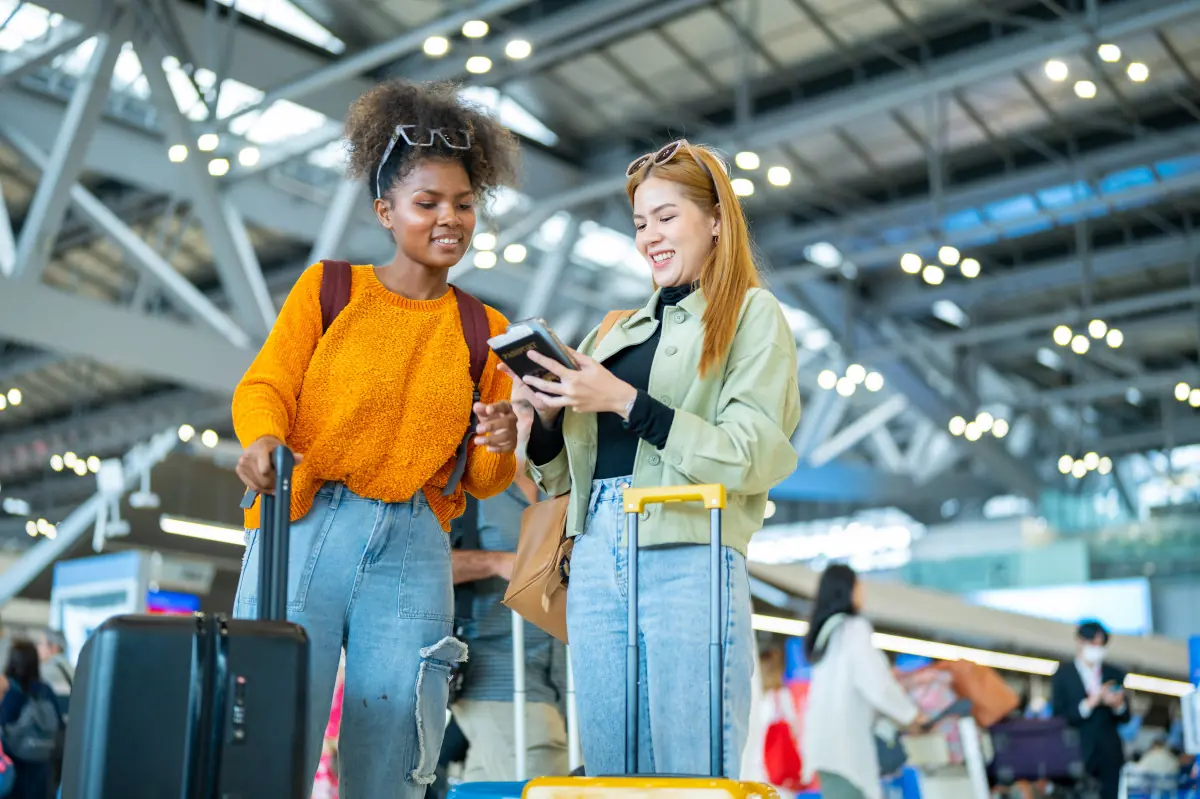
[330,482,344,509]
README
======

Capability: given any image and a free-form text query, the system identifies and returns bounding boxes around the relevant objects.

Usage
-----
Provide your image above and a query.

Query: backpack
[317,260,490,497]
[3,684,63,763]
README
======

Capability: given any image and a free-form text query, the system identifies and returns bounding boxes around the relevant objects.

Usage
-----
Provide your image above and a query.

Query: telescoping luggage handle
[251,446,294,622]
[621,484,727,779]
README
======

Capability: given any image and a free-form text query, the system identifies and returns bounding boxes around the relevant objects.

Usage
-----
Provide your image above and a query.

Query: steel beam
[306,179,361,266]
[1020,369,1200,408]
[0,177,13,278]
[502,0,1200,222]
[12,30,120,282]
[809,394,909,467]
[0,27,90,92]
[0,428,179,606]
[0,280,253,395]
[791,387,848,461]
[2,127,252,348]
[787,278,1041,497]
[518,216,582,320]
[867,429,906,473]
[137,39,277,339]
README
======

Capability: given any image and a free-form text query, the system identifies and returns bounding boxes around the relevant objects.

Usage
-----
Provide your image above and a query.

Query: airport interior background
[0,0,1199,797]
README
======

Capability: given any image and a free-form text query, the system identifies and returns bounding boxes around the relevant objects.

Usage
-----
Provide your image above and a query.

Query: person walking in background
[801,565,925,799]
[511,139,802,777]
[0,639,61,799]
[1051,620,1131,799]
[34,631,70,719]
[229,78,522,797]
[450,400,570,781]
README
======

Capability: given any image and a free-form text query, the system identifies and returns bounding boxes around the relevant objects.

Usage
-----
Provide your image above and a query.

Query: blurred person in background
[510,139,801,777]
[0,639,61,799]
[1051,620,1130,799]
[450,400,569,781]
[34,631,70,717]
[800,564,925,799]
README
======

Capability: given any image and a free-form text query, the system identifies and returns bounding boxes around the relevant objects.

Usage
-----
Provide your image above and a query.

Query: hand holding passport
[488,318,578,381]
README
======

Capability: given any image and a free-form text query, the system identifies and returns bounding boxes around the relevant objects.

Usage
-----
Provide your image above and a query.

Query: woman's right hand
[498,363,562,426]
[236,436,302,494]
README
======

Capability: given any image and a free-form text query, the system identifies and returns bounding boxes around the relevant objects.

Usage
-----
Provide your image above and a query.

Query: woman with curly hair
[230,79,522,797]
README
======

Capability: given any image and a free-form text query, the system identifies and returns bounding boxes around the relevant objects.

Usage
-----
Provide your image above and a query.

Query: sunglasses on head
[625,138,720,193]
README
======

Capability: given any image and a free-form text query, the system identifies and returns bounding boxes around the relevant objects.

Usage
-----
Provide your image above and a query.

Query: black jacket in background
[1050,659,1130,799]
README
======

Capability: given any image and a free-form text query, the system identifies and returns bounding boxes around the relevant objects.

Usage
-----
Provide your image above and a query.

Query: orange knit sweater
[232,263,516,531]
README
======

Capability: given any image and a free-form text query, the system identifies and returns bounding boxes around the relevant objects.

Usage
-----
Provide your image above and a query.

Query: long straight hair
[625,144,760,377]
[803,564,859,663]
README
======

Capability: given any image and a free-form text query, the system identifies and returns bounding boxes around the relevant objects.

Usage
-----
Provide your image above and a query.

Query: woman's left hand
[474,400,519,452]
[524,349,638,417]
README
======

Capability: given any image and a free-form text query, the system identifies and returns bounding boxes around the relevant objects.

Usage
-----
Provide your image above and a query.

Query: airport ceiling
[1,0,1200,552]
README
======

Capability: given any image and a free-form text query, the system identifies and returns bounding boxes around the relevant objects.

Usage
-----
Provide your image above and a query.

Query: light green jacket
[529,286,802,556]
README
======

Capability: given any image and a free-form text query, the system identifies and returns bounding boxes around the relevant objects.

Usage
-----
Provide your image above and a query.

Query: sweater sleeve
[231,264,324,448]
[462,306,517,500]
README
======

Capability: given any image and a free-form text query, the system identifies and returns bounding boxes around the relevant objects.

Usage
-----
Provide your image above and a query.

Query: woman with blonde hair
[505,140,802,777]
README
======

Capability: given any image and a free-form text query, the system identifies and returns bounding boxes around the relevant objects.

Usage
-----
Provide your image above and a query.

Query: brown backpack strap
[319,260,353,334]
[444,286,492,497]
[596,310,634,346]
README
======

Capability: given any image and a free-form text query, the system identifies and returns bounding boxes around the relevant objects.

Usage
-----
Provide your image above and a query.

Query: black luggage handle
[254,446,294,623]
[622,485,727,779]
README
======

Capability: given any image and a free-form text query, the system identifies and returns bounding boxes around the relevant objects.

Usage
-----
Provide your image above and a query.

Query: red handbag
[763,692,804,790]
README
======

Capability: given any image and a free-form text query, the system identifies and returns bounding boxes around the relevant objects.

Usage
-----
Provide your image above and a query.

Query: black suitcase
[987,716,1088,784]
[61,446,310,799]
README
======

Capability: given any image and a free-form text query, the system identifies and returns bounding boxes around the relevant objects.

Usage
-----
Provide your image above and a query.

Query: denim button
[665,346,677,356]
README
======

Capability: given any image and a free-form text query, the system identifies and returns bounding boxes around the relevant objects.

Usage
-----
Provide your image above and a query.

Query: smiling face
[374,157,476,269]
[632,175,720,288]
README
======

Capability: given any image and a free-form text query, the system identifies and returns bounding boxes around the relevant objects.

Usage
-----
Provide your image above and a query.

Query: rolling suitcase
[522,484,780,798]
[60,446,310,799]
[987,717,1087,785]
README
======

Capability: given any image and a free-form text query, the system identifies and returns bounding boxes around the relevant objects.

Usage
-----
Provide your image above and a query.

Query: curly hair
[344,80,520,201]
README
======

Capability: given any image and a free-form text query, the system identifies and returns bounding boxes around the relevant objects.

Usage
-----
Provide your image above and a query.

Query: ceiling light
[835,377,856,397]
[178,424,195,443]
[465,56,493,74]
[200,429,219,448]
[505,39,531,60]
[763,500,776,520]
[472,232,496,251]
[937,245,960,266]
[6,388,21,405]
[502,243,527,263]
[1098,456,1113,475]
[846,364,866,384]
[731,178,754,197]
[959,258,980,278]
[1127,62,1149,82]
[1105,328,1123,348]
[63,452,77,468]
[766,166,791,187]
[237,147,260,167]
[1074,80,1097,99]
[168,144,188,163]
[50,455,63,472]
[1176,382,1191,402]
[161,514,244,546]
[964,422,982,442]
[900,253,922,274]
[0,396,5,411]
[24,521,36,537]
[1097,43,1121,63]
[1058,455,1074,474]
[1044,59,1069,81]
[817,370,837,390]
[975,411,994,432]
[208,158,230,177]
[734,151,760,170]
[1190,389,1200,408]
[423,35,449,57]
[992,418,1009,438]
[1070,334,1090,354]
[922,264,944,286]
[1071,460,1088,479]
[473,250,497,269]
[73,460,88,476]
[1088,319,1108,338]
[197,133,219,152]
[1052,325,1073,346]
[87,456,101,473]
[949,416,967,436]
[462,19,489,38]
[1083,451,1100,470]
[864,372,884,392]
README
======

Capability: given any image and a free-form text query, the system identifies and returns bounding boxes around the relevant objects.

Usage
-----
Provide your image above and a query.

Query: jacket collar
[628,284,707,326]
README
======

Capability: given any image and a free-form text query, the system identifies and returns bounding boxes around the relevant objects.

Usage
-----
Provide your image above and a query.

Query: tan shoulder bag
[501,309,634,643]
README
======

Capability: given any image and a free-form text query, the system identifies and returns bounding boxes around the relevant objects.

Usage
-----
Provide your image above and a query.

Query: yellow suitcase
[522,485,780,799]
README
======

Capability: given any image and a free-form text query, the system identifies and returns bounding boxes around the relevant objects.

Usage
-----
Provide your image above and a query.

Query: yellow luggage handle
[621,484,726,514]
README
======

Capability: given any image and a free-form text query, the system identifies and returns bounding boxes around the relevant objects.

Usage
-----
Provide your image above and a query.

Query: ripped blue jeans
[233,482,463,798]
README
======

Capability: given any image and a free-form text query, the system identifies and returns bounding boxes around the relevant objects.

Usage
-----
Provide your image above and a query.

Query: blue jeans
[233,482,464,798]
[566,476,755,778]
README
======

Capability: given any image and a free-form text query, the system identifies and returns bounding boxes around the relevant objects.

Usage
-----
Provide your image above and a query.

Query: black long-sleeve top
[527,284,694,477]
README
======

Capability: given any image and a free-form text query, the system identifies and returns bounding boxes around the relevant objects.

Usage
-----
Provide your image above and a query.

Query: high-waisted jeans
[233,482,464,798]
[566,476,755,778]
